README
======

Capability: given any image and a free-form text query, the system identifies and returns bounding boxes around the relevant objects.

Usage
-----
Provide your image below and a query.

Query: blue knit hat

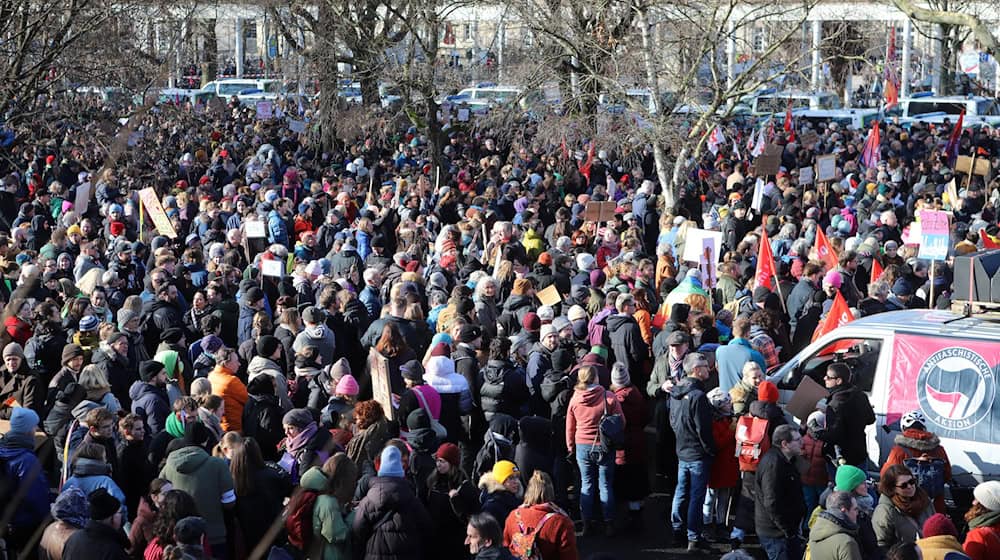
[378,446,404,478]
[9,407,39,435]
[52,486,89,528]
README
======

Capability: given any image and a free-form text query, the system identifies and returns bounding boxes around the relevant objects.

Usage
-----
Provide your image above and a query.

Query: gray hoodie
[247,356,292,412]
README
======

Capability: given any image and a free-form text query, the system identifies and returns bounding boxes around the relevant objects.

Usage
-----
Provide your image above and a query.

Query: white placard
[245,220,266,239]
[289,120,306,133]
[256,101,273,120]
[751,178,765,211]
[682,228,724,264]
[261,258,283,277]
[816,154,837,182]
[799,166,814,185]
[74,182,91,215]
[457,108,470,122]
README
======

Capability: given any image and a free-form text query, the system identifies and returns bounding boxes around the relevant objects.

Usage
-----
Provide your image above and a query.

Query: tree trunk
[637,3,674,207]
[316,1,339,154]
[200,19,217,87]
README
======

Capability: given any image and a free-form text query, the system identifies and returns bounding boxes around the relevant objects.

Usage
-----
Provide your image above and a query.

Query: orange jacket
[503,504,578,560]
[964,522,1000,560]
[208,365,248,433]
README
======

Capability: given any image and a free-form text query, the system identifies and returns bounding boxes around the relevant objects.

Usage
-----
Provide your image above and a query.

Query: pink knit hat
[335,374,359,396]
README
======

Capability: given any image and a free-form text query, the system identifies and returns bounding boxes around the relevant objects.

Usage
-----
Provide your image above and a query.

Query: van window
[907,100,966,116]
[789,337,883,393]
[218,83,250,96]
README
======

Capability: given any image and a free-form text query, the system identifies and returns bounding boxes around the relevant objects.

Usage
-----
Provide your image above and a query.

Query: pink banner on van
[892,334,999,442]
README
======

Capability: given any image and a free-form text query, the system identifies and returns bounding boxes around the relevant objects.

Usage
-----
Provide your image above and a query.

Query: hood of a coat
[575,384,606,406]
[518,415,552,449]
[670,376,704,400]
[300,466,328,491]
[809,511,857,543]
[895,429,941,452]
[166,445,211,474]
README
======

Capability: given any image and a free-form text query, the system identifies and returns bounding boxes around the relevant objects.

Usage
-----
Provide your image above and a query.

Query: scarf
[891,489,931,519]
[286,421,318,455]
[165,411,185,439]
[969,509,1000,530]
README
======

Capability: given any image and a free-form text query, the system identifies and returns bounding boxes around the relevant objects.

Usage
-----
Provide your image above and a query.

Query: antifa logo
[916,347,996,431]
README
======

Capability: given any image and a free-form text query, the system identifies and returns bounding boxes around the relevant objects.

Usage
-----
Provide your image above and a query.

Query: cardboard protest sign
[256,101,274,120]
[799,129,820,147]
[537,285,562,307]
[699,236,718,289]
[370,349,395,421]
[74,182,91,216]
[785,375,830,422]
[956,155,990,176]
[288,120,307,134]
[682,228,723,264]
[138,188,177,238]
[261,259,284,278]
[583,201,616,223]
[755,144,782,176]
[457,108,470,122]
[816,154,838,182]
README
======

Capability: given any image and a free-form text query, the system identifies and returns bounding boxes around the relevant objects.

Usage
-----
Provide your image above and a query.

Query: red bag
[734,415,770,472]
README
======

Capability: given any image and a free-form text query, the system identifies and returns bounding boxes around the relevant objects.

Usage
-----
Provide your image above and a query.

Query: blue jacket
[0,436,50,529]
[356,230,372,262]
[358,285,381,320]
[63,458,128,517]
[715,337,766,393]
[267,210,288,247]
[129,381,170,435]
[237,300,258,346]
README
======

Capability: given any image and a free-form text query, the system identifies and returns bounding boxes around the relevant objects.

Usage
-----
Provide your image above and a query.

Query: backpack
[596,393,625,455]
[723,294,751,317]
[735,415,771,472]
[285,489,320,550]
[509,508,556,560]
[588,309,612,347]
[901,447,946,498]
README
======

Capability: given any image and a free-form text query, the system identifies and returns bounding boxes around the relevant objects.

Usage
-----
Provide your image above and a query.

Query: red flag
[784,99,796,143]
[944,111,964,166]
[982,228,1000,249]
[560,137,570,161]
[870,258,884,283]
[579,143,596,182]
[754,229,776,290]
[815,227,839,271]
[813,291,854,344]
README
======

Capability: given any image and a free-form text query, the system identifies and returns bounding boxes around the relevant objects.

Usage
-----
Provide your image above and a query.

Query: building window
[464,22,474,41]
[523,29,533,47]
[753,25,766,53]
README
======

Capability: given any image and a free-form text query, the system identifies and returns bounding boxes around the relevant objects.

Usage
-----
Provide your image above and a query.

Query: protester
[873,464,936,553]
[813,363,875,467]
[669,352,715,552]
[502,471,578,560]
[755,424,806,560]
[466,513,514,560]
[963,480,1000,560]
[917,513,971,560]
[881,410,951,513]
[39,486,90,560]
[807,490,864,560]
[61,488,130,560]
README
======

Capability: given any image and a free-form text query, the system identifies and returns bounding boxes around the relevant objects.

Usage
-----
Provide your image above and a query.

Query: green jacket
[807,512,863,560]
[159,446,234,543]
[301,467,353,560]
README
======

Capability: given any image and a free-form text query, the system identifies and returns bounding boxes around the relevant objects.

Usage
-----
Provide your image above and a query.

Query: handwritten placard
[816,154,838,182]
[137,188,177,238]
[256,101,273,120]
[918,209,950,261]
[245,220,266,239]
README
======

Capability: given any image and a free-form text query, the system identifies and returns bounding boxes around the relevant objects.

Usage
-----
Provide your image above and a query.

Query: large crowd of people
[0,92,997,560]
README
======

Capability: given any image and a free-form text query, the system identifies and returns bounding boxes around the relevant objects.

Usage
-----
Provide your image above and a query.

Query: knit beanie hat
[88,488,121,520]
[117,309,138,331]
[2,342,24,360]
[78,315,99,332]
[400,360,424,382]
[430,342,451,358]
[61,344,84,366]
[611,362,630,387]
[835,465,867,492]
[256,335,281,358]
[707,387,732,410]
[922,513,958,538]
[51,486,89,528]
[378,446,405,478]
[8,407,39,435]
[165,411,186,439]
[139,360,165,382]
[757,381,779,403]
[174,516,208,545]
[436,442,461,468]
[330,357,351,380]
[335,374,359,396]
[974,480,1000,512]
[283,408,314,430]
[492,460,519,484]
[568,305,588,322]
[153,350,183,380]
[522,312,541,332]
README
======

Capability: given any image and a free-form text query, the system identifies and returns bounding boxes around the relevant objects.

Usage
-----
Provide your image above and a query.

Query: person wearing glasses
[755,424,807,560]
[812,362,876,468]
[873,464,935,554]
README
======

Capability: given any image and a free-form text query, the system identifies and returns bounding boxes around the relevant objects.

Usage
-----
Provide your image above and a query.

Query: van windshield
[908,101,966,116]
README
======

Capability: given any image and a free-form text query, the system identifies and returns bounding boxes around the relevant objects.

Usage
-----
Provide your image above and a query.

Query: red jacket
[566,385,623,449]
[800,433,829,487]
[614,385,647,465]
[709,417,739,489]
[964,522,1000,560]
[4,316,31,346]
[503,504,578,560]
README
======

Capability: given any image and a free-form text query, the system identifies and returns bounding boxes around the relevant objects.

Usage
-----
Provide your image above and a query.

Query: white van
[740,89,842,115]
[200,79,284,99]
[767,309,1000,507]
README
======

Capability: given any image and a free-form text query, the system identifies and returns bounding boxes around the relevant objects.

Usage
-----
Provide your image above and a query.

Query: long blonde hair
[575,365,597,391]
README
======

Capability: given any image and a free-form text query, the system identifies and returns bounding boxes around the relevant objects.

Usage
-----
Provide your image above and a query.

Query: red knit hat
[436,443,460,467]
[109,221,125,237]
[537,252,553,266]
[404,260,420,273]
[430,342,450,358]
[522,312,541,332]
[758,381,779,404]
[922,513,958,538]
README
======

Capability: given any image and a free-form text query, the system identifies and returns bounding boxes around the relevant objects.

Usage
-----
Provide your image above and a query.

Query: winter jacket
[329,248,363,284]
[0,363,43,419]
[39,519,81,560]
[729,379,758,417]
[299,468,352,560]
[62,520,130,560]
[474,414,518,478]
[235,463,293,553]
[754,447,806,538]
[916,534,971,560]
[526,343,556,415]
[280,427,340,484]
[242,391,285,461]
[0,433,50,531]
[613,384,647,466]
[208,365,248,433]
[668,376,716,462]
[293,323,337,368]
[808,511,863,560]
[566,385,623,449]
[352,475,433,560]
[515,415,553,480]
[236,299,258,346]
[478,472,522,526]
[138,300,184,356]
[425,472,479,560]
[128,496,157,557]
[963,517,1000,560]
[247,355,293,411]
[709,417,739,489]
[361,316,430,356]
[800,433,829,487]
[92,348,133,409]
[715,337,765,393]
[606,313,649,375]
[815,383,875,467]
[788,277,820,333]
[424,356,473,444]
[881,429,951,483]
[158,445,235,544]
[63,458,128,517]
[502,504,579,560]
[872,492,935,550]
[24,328,67,380]
[480,359,530,420]
[128,381,170,435]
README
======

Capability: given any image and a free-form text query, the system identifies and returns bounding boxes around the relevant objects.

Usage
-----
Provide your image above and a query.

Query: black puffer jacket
[242,377,285,461]
[480,359,530,420]
[473,414,518,477]
[515,415,553,480]
[353,475,433,560]
[815,383,875,466]
[606,313,649,375]
[667,376,716,462]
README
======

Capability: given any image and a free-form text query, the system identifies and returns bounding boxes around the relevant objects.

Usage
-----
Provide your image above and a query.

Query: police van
[767,308,1000,510]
